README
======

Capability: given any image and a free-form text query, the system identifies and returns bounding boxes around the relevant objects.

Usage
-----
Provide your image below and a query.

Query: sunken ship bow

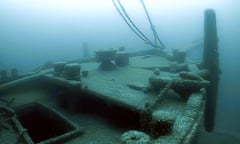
[0,9,219,144]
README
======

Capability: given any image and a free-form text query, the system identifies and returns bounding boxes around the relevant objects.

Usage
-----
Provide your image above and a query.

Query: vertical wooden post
[203,9,220,132]
[83,42,89,58]
[0,70,8,84]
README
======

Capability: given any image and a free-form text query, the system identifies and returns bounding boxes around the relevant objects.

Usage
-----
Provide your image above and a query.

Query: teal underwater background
[0,0,240,141]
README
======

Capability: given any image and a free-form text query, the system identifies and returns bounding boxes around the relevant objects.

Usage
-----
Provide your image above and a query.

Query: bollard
[64,63,81,80]
[95,50,116,71]
[115,51,129,66]
[172,49,186,63]
[53,61,67,76]
[11,68,18,79]
[0,70,8,81]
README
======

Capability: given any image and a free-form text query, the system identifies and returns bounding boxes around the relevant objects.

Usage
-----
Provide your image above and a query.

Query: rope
[112,0,147,41]
[116,0,150,41]
[140,0,165,48]
[112,0,165,49]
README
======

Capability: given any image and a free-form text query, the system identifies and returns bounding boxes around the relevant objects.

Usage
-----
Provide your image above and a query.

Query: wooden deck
[0,54,204,144]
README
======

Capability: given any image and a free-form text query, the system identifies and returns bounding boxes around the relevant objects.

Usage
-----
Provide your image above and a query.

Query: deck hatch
[15,102,82,144]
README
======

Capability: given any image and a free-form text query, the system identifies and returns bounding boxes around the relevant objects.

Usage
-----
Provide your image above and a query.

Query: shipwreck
[0,5,220,144]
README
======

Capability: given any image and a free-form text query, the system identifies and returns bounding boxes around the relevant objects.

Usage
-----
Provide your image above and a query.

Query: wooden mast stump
[203,9,220,132]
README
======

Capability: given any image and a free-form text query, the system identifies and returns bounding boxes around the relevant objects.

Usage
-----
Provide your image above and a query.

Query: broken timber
[149,76,210,92]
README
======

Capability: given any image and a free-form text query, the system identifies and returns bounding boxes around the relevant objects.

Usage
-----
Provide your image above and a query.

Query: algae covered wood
[203,9,220,132]
[149,76,210,92]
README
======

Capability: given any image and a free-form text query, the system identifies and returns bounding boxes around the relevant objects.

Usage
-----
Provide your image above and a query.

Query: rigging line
[144,40,164,49]
[115,0,150,42]
[112,0,147,41]
[112,0,164,49]
[152,25,165,48]
[140,0,165,48]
